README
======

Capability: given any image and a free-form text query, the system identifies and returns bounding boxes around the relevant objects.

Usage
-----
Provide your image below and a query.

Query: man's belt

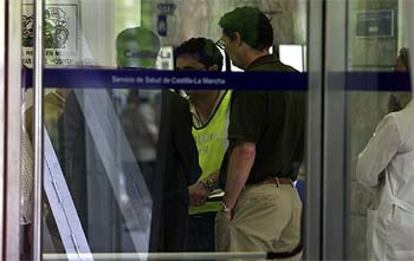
[261,176,293,186]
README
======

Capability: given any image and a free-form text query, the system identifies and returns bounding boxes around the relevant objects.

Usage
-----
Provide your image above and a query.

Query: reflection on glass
[22,0,310,259]
[356,97,414,260]
[57,26,161,253]
[347,1,413,259]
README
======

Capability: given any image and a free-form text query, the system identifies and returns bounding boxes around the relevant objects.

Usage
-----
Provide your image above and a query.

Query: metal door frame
[0,0,5,257]
[305,0,324,259]
[307,0,348,259]
[1,0,22,260]
[323,0,348,259]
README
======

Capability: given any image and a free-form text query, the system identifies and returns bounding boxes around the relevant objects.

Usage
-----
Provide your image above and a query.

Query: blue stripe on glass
[22,68,412,91]
[344,72,411,92]
[22,67,307,91]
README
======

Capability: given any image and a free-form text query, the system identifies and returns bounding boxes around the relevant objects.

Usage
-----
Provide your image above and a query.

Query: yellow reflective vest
[189,90,231,215]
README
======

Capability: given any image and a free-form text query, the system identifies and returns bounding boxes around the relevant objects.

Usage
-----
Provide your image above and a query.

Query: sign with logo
[356,10,394,38]
[22,0,80,67]
[156,3,176,37]
[155,46,174,70]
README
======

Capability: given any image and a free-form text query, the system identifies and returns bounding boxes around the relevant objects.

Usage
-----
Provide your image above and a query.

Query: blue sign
[356,10,394,37]
[22,68,412,92]
[22,67,308,91]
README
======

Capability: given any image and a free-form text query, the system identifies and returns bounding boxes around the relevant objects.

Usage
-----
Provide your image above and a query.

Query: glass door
[17,0,326,260]
[10,0,413,260]
[323,0,414,260]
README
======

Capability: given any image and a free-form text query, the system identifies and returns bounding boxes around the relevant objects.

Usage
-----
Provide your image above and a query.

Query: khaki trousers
[215,183,302,261]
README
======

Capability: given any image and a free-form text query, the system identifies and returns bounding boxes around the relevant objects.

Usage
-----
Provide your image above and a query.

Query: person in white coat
[356,98,414,260]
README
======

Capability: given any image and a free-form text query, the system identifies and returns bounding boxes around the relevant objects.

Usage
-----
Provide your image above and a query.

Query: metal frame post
[0,0,6,255]
[323,0,348,259]
[305,0,324,259]
[0,0,23,259]
[33,0,45,259]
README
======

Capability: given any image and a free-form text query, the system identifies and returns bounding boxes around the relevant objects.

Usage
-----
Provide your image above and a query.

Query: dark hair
[219,7,273,50]
[175,38,223,71]
[398,48,410,70]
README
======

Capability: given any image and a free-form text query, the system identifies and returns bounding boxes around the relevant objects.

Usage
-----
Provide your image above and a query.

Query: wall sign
[22,0,80,66]
[356,10,394,38]
[155,46,174,70]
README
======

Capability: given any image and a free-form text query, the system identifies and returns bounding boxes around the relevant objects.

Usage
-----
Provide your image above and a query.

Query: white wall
[398,0,411,50]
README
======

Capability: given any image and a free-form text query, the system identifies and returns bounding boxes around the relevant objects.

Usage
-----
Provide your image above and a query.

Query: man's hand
[188,182,209,207]
[222,209,233,221]
[222,142,255,221]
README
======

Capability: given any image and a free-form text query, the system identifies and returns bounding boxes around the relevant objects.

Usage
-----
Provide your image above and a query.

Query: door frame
[1,0,22,260]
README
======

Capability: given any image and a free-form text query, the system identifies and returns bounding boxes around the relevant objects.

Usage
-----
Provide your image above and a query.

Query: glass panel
[20,0,36,259]
[20,0,310,259]
[346,0,413,259]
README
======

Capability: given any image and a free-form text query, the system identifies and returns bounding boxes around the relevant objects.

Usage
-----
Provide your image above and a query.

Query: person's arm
[356,114,401,188]
[188,170,221,207]
[220,92,265,219]
[222,142,256,220]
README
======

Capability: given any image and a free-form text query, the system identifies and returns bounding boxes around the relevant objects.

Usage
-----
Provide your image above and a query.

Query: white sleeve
[356,114,401,188]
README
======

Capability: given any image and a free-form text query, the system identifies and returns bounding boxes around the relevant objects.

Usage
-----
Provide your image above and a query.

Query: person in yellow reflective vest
[175,38,231,251]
